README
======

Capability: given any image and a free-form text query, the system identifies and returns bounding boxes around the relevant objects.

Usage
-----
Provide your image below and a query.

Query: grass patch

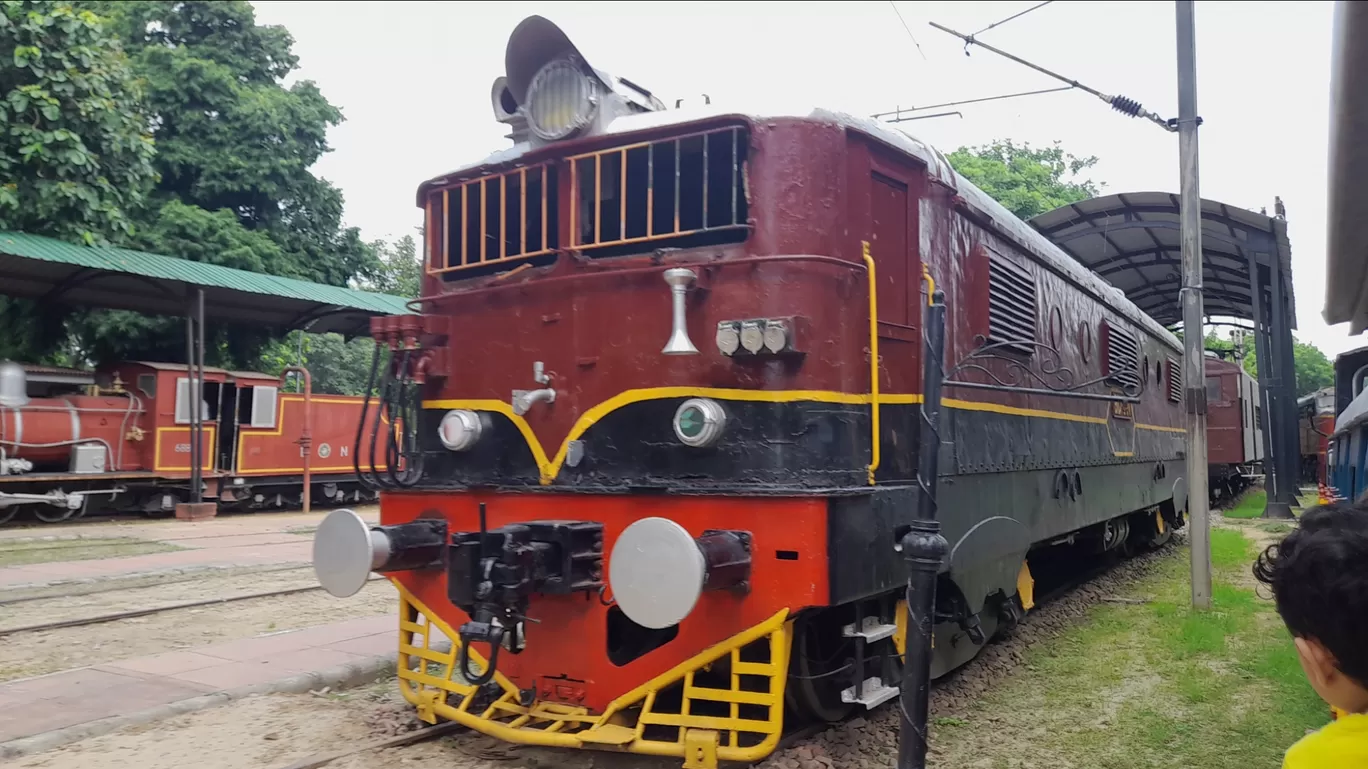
[1224,490,1311,520]
[929,530,1330,769]
[0,537,182,567]
[286,526,318,536]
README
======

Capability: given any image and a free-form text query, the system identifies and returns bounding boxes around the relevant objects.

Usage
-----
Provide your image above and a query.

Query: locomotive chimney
[0,361,29,408]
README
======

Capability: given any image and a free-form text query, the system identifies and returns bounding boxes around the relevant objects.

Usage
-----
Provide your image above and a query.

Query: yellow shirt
[1284,712,1368,768]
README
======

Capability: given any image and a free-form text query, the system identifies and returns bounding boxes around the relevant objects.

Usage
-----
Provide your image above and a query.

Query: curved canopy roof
[0,231,410,337]
[1326,0,1368,334]
[1028,191,1295,329]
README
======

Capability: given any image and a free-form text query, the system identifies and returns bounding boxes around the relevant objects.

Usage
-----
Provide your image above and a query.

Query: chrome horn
[661,268,699,356]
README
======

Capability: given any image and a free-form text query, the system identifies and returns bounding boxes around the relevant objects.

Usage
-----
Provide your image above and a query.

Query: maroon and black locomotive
[311,16,1187,767]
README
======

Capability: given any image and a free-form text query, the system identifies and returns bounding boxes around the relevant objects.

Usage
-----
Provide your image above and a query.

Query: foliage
[0,0,157,243]
[0,1,159,363]
[945,139,1102,221]
[256,331,379,396]
[1244,336,1334,398]
[25,0,382,368]
[360,234,421,299]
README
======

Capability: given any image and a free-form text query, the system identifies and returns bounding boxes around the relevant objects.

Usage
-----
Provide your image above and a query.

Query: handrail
[863,241,879,485]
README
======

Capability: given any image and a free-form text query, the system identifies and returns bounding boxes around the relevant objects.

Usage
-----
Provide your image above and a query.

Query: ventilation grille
[569,126,750,256]
[1103,323,1142,390]
[987,254,1037,354]
[429,163,560,278]
[1166,357,1182,403]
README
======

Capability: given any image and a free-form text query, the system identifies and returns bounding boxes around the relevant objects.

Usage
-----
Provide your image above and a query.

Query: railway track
[0,573,384,637]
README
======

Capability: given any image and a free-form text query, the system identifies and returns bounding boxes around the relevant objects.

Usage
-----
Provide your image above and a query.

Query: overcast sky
[250,0,1353,356]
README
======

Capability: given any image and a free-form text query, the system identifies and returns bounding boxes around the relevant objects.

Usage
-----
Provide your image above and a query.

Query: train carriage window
[249,386,279,429]
[1204,377,1222,405]
[174,377,210,425]
[137,374,156,398]
[987,252,1037,355]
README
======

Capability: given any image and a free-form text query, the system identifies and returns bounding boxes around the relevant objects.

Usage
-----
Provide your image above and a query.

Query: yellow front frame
[392,580,791,766]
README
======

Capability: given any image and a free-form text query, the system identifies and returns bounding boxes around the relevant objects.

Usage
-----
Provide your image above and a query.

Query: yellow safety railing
[863,240,880,485]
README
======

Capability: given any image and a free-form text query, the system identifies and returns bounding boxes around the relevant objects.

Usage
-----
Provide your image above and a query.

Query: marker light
[438,409,484,452]
[716,322,741,356]
[673,398,727,448]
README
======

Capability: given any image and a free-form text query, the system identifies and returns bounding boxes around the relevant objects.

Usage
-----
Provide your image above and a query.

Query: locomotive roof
[426,104,1180,350]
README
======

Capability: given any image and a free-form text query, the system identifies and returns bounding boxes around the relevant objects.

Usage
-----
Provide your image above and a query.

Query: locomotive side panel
[236,394,373,477]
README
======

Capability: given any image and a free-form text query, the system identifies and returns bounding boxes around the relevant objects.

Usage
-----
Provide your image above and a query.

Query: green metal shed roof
[0,231,411,336]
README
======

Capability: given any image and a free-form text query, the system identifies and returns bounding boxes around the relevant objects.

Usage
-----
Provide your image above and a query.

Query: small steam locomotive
[0,360,376,525]
[312,16,1187,768]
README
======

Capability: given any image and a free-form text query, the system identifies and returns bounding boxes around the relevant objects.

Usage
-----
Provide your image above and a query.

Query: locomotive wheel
[786,611,857,724]
[33,505,76,524]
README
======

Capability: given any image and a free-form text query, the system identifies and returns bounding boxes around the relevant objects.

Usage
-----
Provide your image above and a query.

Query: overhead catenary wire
[927,20,1177,133]
[970,0,1055,38]
[871,86,1074,123]
[887,1,928,60]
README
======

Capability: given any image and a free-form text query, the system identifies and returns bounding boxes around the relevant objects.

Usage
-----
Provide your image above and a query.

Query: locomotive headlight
[525,58,599,141]
[438,409,484,452]
[674,398,727,448]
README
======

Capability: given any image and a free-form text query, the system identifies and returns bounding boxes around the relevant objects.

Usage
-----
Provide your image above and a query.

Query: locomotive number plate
[1111,401,1135,421]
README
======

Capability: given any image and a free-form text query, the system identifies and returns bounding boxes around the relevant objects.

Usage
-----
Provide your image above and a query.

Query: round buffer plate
[314,508,379,598]
[609,517,706,630]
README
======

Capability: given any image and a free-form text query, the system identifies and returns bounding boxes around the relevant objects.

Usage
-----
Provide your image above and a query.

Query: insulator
[1110,95,1143,117]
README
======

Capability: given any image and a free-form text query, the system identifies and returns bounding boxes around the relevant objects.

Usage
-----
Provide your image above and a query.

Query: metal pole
[185,296,200,505]
[1176,0,1211,610]
[193,288,206,503]
[1264,260,1297,517]
[896,289,949,769]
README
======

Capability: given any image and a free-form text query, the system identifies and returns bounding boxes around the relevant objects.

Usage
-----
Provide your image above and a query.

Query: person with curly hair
[1254,502,1368,767]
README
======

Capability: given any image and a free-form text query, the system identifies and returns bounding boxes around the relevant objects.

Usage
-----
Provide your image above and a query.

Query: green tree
[0,1,157,243]
[360,233,421,298]
[0,1,158,363]
[59,0,379,367]
[1244,337,1334,398]
[946,139,1102,221]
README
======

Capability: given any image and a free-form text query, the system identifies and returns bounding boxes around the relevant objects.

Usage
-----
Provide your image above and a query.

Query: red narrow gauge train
[312,16,1188,768]
[1204,354,1266,504]
[0,360,379,525]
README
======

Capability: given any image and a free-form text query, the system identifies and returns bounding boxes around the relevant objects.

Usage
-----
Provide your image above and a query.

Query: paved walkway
[0,509,378,588]
[0,614,393,743]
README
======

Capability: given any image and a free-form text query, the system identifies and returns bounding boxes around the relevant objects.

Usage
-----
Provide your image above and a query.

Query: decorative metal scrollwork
[944,335,1143,403]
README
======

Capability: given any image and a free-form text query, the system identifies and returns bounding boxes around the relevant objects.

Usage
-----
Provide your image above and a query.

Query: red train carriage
[1204,355,1265,504]
[0,360,379,525]
[311,17,1187,768]
[1297,387,1334,491]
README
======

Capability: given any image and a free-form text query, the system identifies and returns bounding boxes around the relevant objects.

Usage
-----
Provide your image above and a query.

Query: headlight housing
[438,409,483,452]
[525,58,599,141]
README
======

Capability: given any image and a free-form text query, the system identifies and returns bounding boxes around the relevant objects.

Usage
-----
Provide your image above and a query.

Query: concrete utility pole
[1176,0,1212,610]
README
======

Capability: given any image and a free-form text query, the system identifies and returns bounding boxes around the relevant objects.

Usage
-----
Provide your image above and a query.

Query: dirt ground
[0,537,182,567]
[9,678,673,769]
[0,577,395,682]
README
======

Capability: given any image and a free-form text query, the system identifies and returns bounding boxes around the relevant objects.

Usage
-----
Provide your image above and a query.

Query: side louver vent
[987,254,1037,354]
[1166,357,1183,403]
[1102,322,1142,390]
